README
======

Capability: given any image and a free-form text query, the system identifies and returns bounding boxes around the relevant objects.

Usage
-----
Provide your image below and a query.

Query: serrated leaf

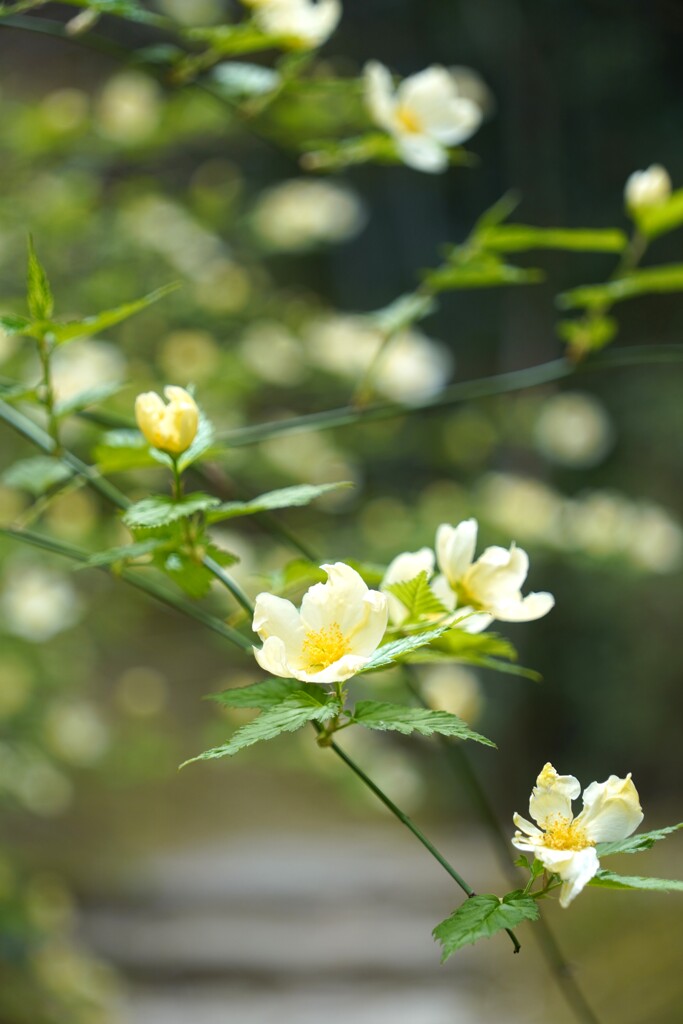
[27,237,54,321]
[433,892,539,960]
[206,482,352,524]
[203,542,239,569]
[123,493,221,530]
[2,457,72,496]
[425,256,543,293]
[54,382,122,418]
[351,700,495,746]
[182,692,341,765]
[0,313,32,335]
[596,823,683,857]
[361,627,449,672]
[634,189,683,239]
[209,678,326,710]
[94,430,161,473]
[157,550,215,598]
[384,571,448,622]
[483,225,627,254]
[589,870,683,893]
[50,283,179,345]
[85,539,167,567]
[557,265,683,310]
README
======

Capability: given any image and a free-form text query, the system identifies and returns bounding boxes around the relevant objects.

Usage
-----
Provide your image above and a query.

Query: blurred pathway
[80,829,567,1024]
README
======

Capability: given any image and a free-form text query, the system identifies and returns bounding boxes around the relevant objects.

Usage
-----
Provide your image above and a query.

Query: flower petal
[435,519,478,586]
[489,591,555,622]
[529,762,581,828]
[294,652,368,684]
[300,562,374,635]
[254,636,294,679]
[253,592,305,659]
[513,812,543,838]
[534,846,600,907]
[574,774,644,843]
[396,134,449,173]
[364,60,397,132]
[347,589,389,657]
[396,66,481,145]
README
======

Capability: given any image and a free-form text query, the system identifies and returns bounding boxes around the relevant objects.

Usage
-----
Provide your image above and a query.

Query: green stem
[37,335,60,453]
[0,525,255,652]
[324,733,521,954]
[203,553,254,618]
[220,345,683,447]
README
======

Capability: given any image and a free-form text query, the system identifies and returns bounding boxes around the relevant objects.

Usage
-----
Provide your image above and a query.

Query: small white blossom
[364,61,482,173]
[247,0,341,49]
[512,763,644,907]
[252,179,365,251]
[253,562,388,683]
[624,164,671,211]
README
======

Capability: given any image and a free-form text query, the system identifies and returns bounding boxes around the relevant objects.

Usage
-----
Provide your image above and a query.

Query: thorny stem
[319,729,521,954]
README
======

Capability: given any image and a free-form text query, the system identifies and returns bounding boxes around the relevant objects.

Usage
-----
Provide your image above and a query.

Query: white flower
[135,385,199,456]
[2,565,82,642]
[364,61,482,173]
[253,562,388,683]
[624,164,671,211]
[252,179,365,251]
[433,518,554,628]
[247,0,341,49]
[512,763,644,907]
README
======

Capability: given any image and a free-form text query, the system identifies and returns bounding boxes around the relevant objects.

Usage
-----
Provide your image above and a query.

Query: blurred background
[0,1,682,1022]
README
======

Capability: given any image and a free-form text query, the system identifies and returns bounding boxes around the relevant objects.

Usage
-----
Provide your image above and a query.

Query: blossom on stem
[624,164,671,212]
[433,518,554,629]
[363,62,482,173]
[246,0,342,49]
[135,385,199,456]
[512,763,644,907]
[253,562,388,683]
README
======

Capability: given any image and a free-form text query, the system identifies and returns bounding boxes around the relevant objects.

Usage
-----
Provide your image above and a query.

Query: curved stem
[220,345,683,447]
[324,732,521,954]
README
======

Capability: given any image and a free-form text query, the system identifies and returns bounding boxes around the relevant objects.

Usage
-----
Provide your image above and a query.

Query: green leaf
[26,237,54,321]
[433,892,539,960]
[156,550,216,598]
[177,413,217,472]
[425,256,543,293]
[0,313,32,336]
[61,0,165,26]
[596,823,683,858]
[351,700,495,746]
[187,23,278,57]
[557,315,618,356]
[85,539,167,567]
[557,265,683,311]
[483,225,627,254]
[94,430,161,473]
[123,493,221,530]
[212,61,280,99]
[209,678,327,710]
[54,382,122,418]
[361,627,449,672]
[2,456,72,496]
[182,692,341,765]
[367,292,437,337]
[634,189,683,239]
[384,571,449,622]
[589,870,683,893]
[206,482,352,523]
[50,283,179,345]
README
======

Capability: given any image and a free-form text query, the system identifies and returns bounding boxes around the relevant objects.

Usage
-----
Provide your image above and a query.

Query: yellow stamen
[543,816,593,851]
[396,106,422,134]
[302,623,350,671]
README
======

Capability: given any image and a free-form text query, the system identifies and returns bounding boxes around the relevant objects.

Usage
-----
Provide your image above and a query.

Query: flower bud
[135,385,199,456]
[624,164,671,211]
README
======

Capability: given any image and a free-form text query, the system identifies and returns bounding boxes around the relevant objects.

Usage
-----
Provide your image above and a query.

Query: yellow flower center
[302,623,350,671]
[543,816,593,851]
[396,106,422,134]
